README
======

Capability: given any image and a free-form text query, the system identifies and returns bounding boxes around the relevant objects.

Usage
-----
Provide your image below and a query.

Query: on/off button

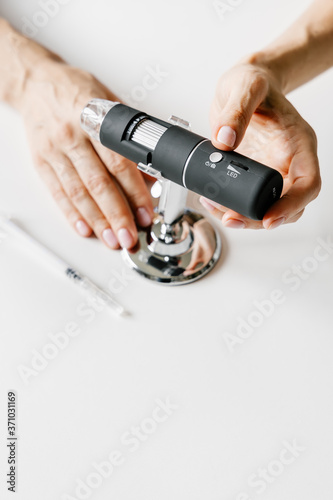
[209,152,223,163]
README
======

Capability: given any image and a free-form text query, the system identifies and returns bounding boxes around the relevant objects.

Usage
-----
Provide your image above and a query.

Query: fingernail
[136,207,152,227]
[267,217,286,230]
[199,197,216,212]
[102,228,119,248]
[224,218,246,229]
[76,220,91,237]
[217,126,236,148]
[118,228,134,249]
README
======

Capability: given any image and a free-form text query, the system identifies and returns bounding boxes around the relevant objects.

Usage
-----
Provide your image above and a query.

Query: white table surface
[1,1,333,499]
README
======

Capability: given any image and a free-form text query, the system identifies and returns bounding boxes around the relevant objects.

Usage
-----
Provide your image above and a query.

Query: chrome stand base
[122,210,221,286]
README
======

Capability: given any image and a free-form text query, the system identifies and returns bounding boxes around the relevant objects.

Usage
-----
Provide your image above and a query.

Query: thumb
[211,72,268,151]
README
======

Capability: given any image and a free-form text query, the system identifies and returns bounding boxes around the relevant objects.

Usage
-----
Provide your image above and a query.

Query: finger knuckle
[126,190,148,208]
[89,216,108,233]
[86,174,111,196]
[109,157,131,176]
[50,186,65,203]
[56,123,77,148]
[248,68,269,95]
[108,211,133,230]
[51,160,67,176]
[67,182,88,203]
[232,108,248,129]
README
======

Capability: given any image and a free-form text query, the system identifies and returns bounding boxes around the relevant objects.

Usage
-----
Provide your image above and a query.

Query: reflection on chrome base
[122,211,222,285]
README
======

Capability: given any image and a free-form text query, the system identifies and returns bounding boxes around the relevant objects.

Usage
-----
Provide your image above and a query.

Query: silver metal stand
[122,117,222,285]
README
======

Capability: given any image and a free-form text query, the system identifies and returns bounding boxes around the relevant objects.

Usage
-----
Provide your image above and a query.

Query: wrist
[0,20,62,108]
[240,51,289,94]
[242,18,321,95]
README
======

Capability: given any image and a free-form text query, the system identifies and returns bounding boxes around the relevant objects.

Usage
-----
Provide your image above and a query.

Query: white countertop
[1,1,333,499]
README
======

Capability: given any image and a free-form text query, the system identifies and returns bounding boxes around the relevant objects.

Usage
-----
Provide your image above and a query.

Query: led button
[209,152,223,163]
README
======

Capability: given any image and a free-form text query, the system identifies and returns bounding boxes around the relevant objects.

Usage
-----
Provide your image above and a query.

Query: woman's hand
[200,60,321,229]
[21,58,154,249]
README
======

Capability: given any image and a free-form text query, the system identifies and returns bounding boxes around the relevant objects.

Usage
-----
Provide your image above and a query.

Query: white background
[1,0,333,499]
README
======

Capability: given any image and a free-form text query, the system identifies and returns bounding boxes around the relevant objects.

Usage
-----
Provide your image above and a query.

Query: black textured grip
[152,127,204,184]
[100,104,152,165]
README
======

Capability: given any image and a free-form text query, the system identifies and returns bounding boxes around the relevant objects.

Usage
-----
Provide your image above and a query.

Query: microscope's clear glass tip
[80,98,119,141]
